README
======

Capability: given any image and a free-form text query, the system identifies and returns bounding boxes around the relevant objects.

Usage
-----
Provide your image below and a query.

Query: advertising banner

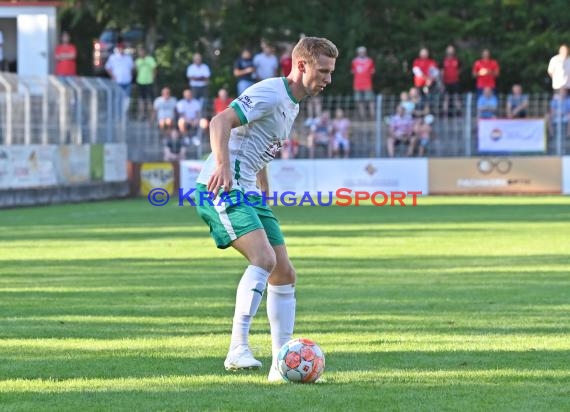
[11,145,58,188]
[90,144,104,182]
[478,119,546,153]
[563,157,570,195]
[180,160,204,191]
[268,160,317,194]
[315,159,428,195]
[429,157,562,194]
[103,143,128,182]
[0,146,12,189]
[140,162,174,195]
[56,145,90,184]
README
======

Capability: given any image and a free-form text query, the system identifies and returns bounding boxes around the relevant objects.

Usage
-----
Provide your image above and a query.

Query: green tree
[60,0,570,95]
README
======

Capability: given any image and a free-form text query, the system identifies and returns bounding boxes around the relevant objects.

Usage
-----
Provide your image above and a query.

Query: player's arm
[206,108,241,193]
[256,166,269,194]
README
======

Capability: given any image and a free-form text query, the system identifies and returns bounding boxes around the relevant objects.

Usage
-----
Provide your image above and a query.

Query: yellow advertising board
[140,163,174,196]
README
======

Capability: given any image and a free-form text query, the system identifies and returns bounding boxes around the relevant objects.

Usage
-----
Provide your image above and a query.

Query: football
[277,338,325,383]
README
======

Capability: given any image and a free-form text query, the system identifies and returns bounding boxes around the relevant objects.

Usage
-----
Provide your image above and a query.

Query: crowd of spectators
[51,31,570,159]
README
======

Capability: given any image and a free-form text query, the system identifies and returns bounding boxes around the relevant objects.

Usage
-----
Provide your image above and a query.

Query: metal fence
[0,73,126,146]
[1,73,568,161]
[125,89,570,162]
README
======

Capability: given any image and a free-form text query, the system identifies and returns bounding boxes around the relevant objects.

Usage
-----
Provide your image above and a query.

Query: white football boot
[224,345,262,370]
[267,363,285,383]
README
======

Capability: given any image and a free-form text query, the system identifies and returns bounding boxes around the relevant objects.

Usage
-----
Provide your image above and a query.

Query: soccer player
[195,37,338,381]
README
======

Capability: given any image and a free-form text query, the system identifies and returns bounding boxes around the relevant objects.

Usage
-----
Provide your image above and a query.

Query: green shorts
[195,183,285,249]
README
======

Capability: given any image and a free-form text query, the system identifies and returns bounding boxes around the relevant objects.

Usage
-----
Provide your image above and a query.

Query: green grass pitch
[0,196,569,411]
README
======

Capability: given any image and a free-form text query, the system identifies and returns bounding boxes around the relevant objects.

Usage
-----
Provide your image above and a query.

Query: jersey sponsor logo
[264,139,283,159]
[236,95,254,111]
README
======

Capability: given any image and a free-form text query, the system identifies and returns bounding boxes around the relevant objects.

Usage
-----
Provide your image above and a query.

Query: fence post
[375,94,383,157]
[465,93,473,157]
[81,78,99,144]
[41,79,49,145]
[96,77,114,143]
[48,76,68,145]
[65,77,83,144]
[0,74,13,145]
[23,82,31,145]
[556,98,563,155]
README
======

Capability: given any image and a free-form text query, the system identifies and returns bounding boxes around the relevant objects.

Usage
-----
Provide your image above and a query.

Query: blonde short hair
[292,37,339,66]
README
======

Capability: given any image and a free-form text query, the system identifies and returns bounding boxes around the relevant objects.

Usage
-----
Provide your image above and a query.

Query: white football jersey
[197,77,299,192]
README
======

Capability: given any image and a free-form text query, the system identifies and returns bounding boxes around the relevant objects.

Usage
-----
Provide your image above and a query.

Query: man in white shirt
[548,44,570,91]
[152,87,178,138]
[186,53,211,103]
[176,89,202,138]
[105,43,134,117]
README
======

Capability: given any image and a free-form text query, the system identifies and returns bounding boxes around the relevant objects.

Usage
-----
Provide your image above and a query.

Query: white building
[0,1,58,77]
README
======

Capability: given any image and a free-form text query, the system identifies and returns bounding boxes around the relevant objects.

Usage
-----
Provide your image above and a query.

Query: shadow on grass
[1,349,569,380]
[1,203,570,242]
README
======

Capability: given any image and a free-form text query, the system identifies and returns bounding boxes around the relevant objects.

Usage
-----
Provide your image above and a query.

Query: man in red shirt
[472,49,499,95]
[442,45,462,116]
[351,46,375,119]
[412,48,438,96]
[280,44,293,76]
[54,31,77,76]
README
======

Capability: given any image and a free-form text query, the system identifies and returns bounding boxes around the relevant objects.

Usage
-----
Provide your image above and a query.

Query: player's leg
[343,138,350,158]
[267,244,296,372]
[229,229,276,351]
[195,185,274,370]
[254,204,296,381]
[387,134,396,157]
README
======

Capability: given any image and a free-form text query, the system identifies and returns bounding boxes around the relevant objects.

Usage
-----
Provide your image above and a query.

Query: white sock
[267,283,296,365]
[229,265,269,351]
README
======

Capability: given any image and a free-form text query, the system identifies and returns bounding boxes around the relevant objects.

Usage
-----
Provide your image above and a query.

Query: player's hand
[207,164,233,195]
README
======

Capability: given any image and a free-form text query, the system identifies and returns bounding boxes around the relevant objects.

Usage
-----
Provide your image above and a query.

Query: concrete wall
[0,181,130,209]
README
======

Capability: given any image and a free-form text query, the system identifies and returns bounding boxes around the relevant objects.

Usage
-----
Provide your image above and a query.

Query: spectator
[399,91,414,116]
[280,44,293,76]
[506,84,529,119]
[306,95,323,121]
[547,44,570,91]
[442,45,462,116]
[332,108,351,158]
[54,31,77,76]
[163,128,187,162]
[176,89,202,138]
[415,114,434,157]
[472,48,500,95]
[105,43,134,116]
[281,131,300,159]
[307,110,333,158]
[412,47,438,96]
[152,87,177,138]
[386,105,415,157]
[351,46,375,119]
[213,88,232,115]
[233,49,255,95]
[477,87,498,119]
[253,42,279,81]
[135,47,157,120]
[410,87,430,129]
[547,88,570,138]
[186,53,211,103]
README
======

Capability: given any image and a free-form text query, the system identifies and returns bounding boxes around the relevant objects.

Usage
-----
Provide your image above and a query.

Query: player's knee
[285,265,296,284]
[252,250,277,273]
